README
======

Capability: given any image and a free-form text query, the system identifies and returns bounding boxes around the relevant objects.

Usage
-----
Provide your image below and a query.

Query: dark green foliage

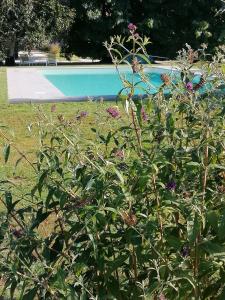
[67,0,225,59]
[67,0,130,60]
[131,0,225,57]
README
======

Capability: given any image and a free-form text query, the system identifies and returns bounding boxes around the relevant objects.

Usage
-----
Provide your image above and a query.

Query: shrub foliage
[0,28,225,299]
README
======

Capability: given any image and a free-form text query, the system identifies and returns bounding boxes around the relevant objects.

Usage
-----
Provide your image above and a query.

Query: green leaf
[207,210,218,232]
[10,279,17,300]
[218,210,225,241]
[85,177,95,191]
[21,287,38,300]
[45,189,55,208]
[166,112,175,134]
[135,53,152,64]
[106,131,112,145]
[200,240,225,256]
[37,170,49,195]
[49,235,64,263]
[3,143,10,163]
[30,209,51,230]
[113,167,124,185]
[186,162,201,167]
[187,213,200,244]
[218,285,225,300]
[14,156,24,174]
[105,254,128,279]
[4,191,13,213]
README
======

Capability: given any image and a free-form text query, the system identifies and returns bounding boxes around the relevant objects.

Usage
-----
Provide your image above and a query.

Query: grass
[0,67,118,196]
[0,67,7,104]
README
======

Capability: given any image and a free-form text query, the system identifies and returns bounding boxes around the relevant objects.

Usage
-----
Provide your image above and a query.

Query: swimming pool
[42,67,177,99]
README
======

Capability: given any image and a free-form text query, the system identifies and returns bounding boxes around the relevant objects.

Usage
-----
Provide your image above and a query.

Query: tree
[67,0,225,60]
[67,0,130,61]
[133,0,225,58]
[0,0,74,65]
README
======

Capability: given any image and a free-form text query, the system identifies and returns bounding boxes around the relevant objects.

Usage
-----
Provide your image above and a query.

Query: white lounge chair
[47,54,57,66]
[19,54,32,66]
[19,51,57,66]
[30,53,48,66]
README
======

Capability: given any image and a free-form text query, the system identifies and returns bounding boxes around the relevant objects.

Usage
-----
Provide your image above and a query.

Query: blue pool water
[42,67,177,98]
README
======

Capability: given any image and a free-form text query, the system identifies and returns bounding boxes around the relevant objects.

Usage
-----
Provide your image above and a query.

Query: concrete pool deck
[7,67,66,103]
[7,65,178,104]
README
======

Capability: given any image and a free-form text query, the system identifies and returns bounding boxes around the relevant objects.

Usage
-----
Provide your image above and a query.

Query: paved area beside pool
[7,68,66,103]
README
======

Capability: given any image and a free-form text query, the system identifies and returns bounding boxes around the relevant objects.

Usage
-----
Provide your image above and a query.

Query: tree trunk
[5,35,16,66]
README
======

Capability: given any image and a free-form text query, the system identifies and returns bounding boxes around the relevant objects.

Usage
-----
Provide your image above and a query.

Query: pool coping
[7,65,201,104]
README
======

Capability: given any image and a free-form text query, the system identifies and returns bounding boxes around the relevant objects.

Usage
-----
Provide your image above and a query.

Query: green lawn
[0,67,118,195]
[0,67,7,104]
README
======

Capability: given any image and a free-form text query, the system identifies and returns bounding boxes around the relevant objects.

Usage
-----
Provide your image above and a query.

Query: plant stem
[132,245,138,281]
[0,197,24,229]
[54,207,68,247]
[202,128,209,202]
[194,234,200,300]
[130,104,142,153]
[152,175,163,242]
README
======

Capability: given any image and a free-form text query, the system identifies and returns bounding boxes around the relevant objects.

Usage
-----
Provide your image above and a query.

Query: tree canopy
[0,0,224,63]
[66,0,130,60]
[67,0,225,60]
[0,0,74,64]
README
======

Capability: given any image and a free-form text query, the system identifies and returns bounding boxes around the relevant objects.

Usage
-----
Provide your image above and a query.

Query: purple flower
[12,229,24,238]
[80,111,88,117]
[181,245,190,257]
[106,107,120,118]
[141,106,148,121]
[166,181,176,191]
[134,33,140,39]
[76,111,88,120]
[186,82,193,91]
[128,23,137,32]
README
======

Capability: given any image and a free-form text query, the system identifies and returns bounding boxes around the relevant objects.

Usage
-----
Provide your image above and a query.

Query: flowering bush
[0,26,225,299]
[49,43,61,57]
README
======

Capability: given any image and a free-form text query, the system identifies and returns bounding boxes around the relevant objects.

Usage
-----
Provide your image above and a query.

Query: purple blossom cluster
[80,111,88,118]
[185,77,205,92]
[166,181,176,191]
[106,107,120,118]
[181,245,190,257]
[141,106,149,121]
[12,228,24,238]
[186,82,193,91]
[76,111,88,120]
[128,23,137,33]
